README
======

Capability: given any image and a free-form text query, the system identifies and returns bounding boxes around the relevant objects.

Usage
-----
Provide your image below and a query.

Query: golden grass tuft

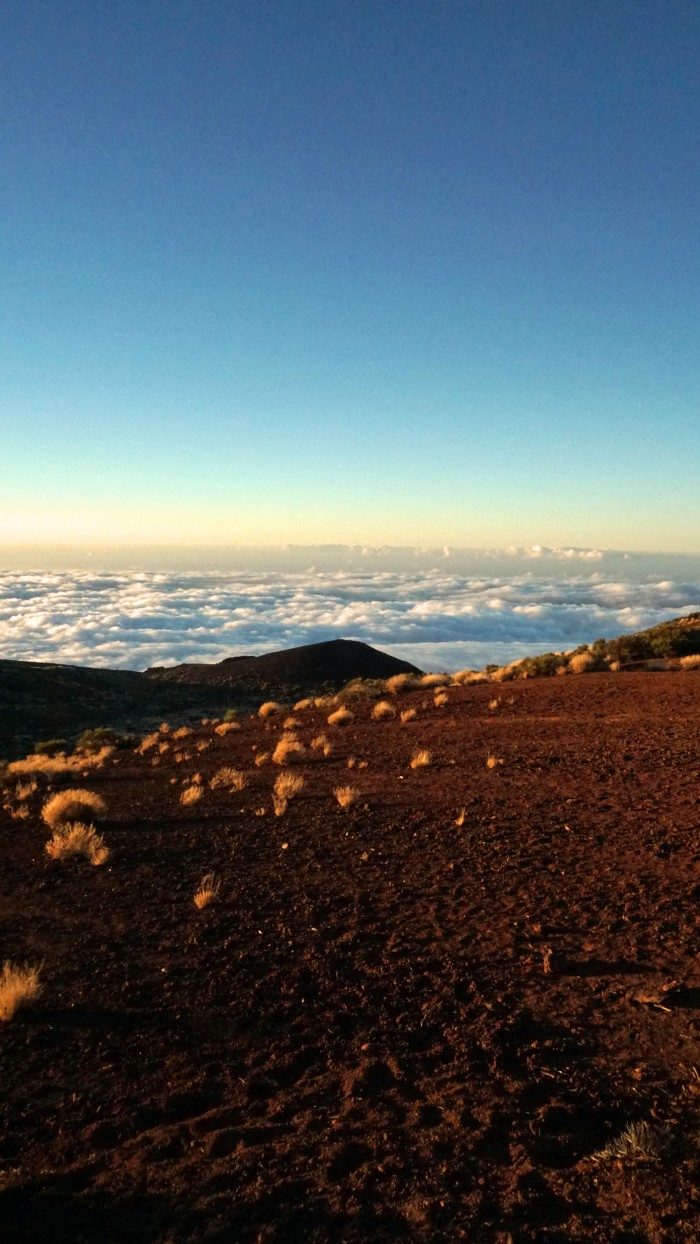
[310,733,333,756]
[210,767,247,792]
[283,716,298,729]
[42,788,107,829]
[385,673,418,694]
[0,962,42,1021]
[254,751,270,767]
[293,698,313,711]
[400,708,417,724]
[274,772,304,800]
[420,673,449,688]
[486,753,504,770]
[455,807,467,827]
[372,700,395,720]
[334,785,359,811]
[258,701,282,719]
[327,707,353,727]
[214,721,241,736]
[180,784,204,806]
[45,821,110,865]
[172,726,191,739]
[8,747,111,778]
[434,692,448,707]
[272,795,288,817]
[194,872,220,909]
[272,735,306,765]
[488,698,499,710]
[137,732,161,753]
[15,781,37,801]
[409,748,432,769]
[569,650,595,674]
[680,653,700,670]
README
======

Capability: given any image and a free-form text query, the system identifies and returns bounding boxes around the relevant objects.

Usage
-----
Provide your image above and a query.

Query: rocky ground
[1,671,699,1242]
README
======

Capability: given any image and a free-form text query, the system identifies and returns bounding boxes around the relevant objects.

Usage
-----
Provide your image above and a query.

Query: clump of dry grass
[272,795,288,817]
[327,706,353,727]
[434,691,448,707]
[3,801,29,821]
[0,962,42,1021]
[400,708,417,724]
[8,747,111,778]
[372,700,395,720]
[455,807,467,826]
[172,726,191,739]
[180,784,203,806]
[194,872,220,909]
[137,732,161,753]
[254,752,269,767]
[486,753,504,770]
[385,673,418,694]
[272,735,306,765]
[311,733,333,756]
[593,1120,672,1162]
[15,781,37,801]
[488,697,500,710]
[258,701,282,719]
[679,653,700,670]
[452,669,489,685]
[42,788,107,829]
[210,767,247,792]
[282,716,298,729]
[569,650,595,674]
[293,698,313,711]
[334,785,359,811]
[274,772,304,800]
[215,721,241,736]
[45,821,110,865]
[420,673,449,688]
[410,748,432,769]
[196,740,211,752]
[491,661,522,683]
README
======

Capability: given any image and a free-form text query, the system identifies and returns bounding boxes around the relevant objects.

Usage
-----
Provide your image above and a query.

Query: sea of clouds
[1,546,699,672]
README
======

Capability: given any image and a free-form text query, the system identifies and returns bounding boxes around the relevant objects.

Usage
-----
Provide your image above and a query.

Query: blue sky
[2,0,699,552]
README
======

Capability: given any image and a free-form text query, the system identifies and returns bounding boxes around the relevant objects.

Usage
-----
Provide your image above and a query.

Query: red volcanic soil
[1,672,700,1242]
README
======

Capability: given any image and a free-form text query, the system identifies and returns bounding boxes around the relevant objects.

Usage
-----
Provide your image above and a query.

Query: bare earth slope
[1,672,699,1241]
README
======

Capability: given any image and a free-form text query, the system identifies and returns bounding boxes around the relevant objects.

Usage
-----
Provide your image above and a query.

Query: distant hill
[0,640,421,761]
[145,639,422,695]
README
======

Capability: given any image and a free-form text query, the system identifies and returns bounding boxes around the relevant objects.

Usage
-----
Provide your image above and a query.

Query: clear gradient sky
[2,1,699,552]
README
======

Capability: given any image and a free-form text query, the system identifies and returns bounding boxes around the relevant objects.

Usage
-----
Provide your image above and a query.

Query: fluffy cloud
[0,565,698,672]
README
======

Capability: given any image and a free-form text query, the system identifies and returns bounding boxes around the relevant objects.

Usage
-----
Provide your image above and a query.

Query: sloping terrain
[1,672,699,1242]
[145,639,422,693]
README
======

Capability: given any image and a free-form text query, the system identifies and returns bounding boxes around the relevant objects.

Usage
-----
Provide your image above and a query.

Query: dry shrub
[486,753,504,770]
[334,785,359,810]
[372,700,395,720]
[311,733,333,756]
[137,732,160,753]
[282,716,297,729]
[609,660,621,672]
[45,821,109,865]
[420,673,449,688]
[259,701,282,719]
[255,752,270,767]
[680,653,700,670]
[8,748,111,778]
[455,807,467,827]
[274,772,304,800]
[327,707,353,727]
[215,722,240,736]
[194,872,220,909]
[3,802,29,821]
[347,757,356,769]
[272,795,288,817]
[386,673,418,694]
[488,698,499,710]
[434,692,448,707]
[569,650,595,674]
[196,740,211,752]
[158,742,170,754]
[293,698,313,711]
[272,735,306,765]
[172,726,191,739]
[400,708,417,724]
[15,782,37,801]
[42,788,106,829]
[410,748,432,769]
[492,661,521,683]
[210,767,247,792]
[556,664,568,676]
[0,962,42,1021]
[180,784,203,806]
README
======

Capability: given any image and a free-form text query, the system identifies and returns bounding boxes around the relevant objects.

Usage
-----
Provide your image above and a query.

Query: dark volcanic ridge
[146,639,421,691]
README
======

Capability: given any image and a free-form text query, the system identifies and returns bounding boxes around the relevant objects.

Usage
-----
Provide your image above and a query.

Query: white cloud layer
[1,564,698,672]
